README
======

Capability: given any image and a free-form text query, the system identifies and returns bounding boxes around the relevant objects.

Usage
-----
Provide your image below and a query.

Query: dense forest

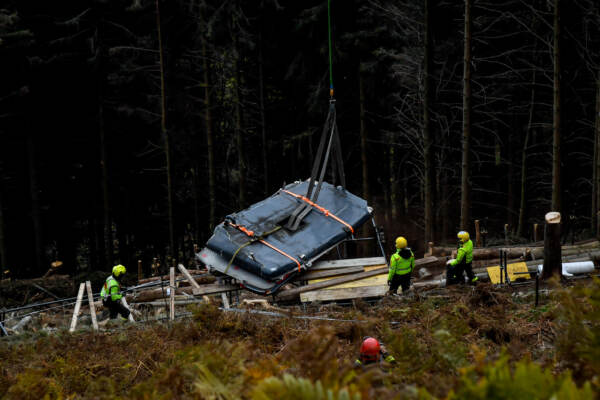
[1,0,599,278]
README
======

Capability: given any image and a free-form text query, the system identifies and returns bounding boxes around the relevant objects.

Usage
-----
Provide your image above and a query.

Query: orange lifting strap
[227,222,302,272]
[281,189,355,234]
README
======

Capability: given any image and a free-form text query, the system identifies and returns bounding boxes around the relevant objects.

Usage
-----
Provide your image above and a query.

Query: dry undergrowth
[0,282,597,399]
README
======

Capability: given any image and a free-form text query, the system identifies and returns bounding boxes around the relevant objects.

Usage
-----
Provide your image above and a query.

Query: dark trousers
[389,273,411,293]
[103,298,131,319]
[447,262,475,285]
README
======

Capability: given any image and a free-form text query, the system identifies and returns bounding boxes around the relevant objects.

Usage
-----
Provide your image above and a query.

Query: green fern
[449,355,593,399]
[251,374,360,400]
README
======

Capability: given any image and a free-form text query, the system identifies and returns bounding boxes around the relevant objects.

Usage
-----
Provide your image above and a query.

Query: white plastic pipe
[537,261,595,277]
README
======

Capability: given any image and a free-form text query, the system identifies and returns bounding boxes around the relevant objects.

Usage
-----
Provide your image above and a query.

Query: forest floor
[0,280,598,399]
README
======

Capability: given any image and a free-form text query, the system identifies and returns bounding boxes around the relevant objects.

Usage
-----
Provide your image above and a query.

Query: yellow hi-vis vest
[388,248,415,280]
[100,275,122,301]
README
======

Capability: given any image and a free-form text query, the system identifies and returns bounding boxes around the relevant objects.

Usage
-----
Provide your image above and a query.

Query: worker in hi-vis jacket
[388,236,415,294]
[100,264,131,320]
[446,231,478,285]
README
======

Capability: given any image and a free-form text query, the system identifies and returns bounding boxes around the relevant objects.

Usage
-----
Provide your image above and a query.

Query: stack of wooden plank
[277,256,443,302]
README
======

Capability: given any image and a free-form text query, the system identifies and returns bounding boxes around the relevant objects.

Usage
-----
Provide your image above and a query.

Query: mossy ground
[0,281,598,399]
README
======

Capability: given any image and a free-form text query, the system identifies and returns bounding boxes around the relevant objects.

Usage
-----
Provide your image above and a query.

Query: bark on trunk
[258,24,269,196]
[156,0,176,258]
[0,185,7,272]
[27,136,44,275]
[200,36,216,231]
[517,68,536,238]
[233,34,246,208]
[542,212,562,279]
[390,144,398,220]
[552,0,561,213]
[594,71,600,237]
[460,0,472,230]
[99,102,113,270]
[423,0,434,246]
[359,65,369,204]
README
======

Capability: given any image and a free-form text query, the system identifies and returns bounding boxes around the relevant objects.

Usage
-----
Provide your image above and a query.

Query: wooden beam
[277,257,439,301]
[294,266,364,281]
[301,285,387,302]
[69,282,85,332]
[178,264,201,289]
[309,257,386,271]
[85,281,98,331]
[121,297,135,322]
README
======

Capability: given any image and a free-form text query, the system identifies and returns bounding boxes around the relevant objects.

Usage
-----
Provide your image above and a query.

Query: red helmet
[360,337,381,363]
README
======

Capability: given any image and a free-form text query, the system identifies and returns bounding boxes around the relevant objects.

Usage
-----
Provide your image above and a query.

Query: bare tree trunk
[99,103,113,270]
[460,0,472,230]
[192,163,201,244]
[359,65,369,203]
[0,185,7,272]
[423,0,434,245]
[27,136,43,275]
[258,11,269,196]
[156,0,176,259]
[552,0,561,213]
[200,36,216,231]
[517,69,536,238]
[390,144,398,220]
[594,71,600,237]
[233,34,246,208]
[506,133,514,230]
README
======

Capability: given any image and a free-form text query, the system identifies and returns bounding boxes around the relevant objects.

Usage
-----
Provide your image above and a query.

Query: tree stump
[542,212,562,279]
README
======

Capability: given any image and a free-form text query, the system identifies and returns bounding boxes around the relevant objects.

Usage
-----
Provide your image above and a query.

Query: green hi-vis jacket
[100,275,122,301]
[451,239,474,266]
[388,248,415,280]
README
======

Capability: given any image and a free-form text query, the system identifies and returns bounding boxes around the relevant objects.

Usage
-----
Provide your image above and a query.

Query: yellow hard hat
[395,236,407,249]
[457,231,470,243]
[112,264,126,277]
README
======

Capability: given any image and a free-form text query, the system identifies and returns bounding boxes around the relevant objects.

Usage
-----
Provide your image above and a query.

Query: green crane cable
[328,0,334,98]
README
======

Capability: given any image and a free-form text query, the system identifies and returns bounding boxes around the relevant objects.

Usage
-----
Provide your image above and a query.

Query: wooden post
[533,223,539,242]
[542,212,562,279]
[474,220,481,247]
[137,259,143,283]
[504,224,509,245]
[69,282,86,332]
[85,281,98,331]
[169,266,175,321]
[221,292,230,309]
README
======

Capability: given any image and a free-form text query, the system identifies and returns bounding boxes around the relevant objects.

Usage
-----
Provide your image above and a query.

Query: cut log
[130,283,238,302]
[276,256,439,301]
[542,212,562,279]
[309,257,386,270]
[137,270,210,285]
[430,240,599,261]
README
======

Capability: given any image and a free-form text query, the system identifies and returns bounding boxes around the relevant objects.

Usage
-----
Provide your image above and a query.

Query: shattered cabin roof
[205,180,371,285]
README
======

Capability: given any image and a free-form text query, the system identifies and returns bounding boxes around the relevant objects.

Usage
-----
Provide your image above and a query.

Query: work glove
[446,259,455,266]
